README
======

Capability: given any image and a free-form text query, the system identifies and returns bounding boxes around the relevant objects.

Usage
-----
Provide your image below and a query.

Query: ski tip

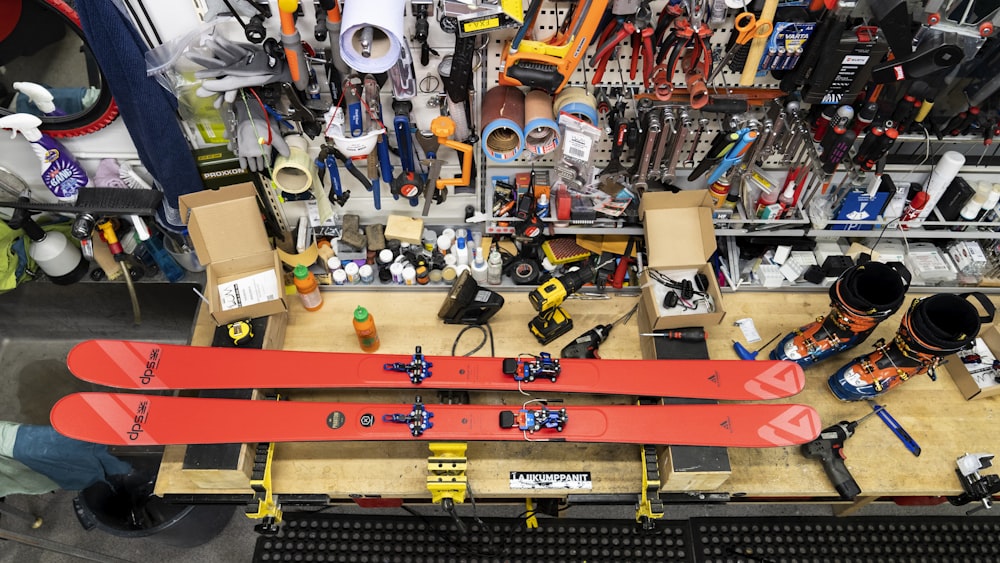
[50,392,150,446]
[742,361,806,400]
[757,404,822,446]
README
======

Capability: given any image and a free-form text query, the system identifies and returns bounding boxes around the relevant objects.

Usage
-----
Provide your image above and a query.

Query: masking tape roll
[523,90,560,156]
[273,136,316,194]
[481,85,525,163]
[553,87,598,126]
[339,0,405,73]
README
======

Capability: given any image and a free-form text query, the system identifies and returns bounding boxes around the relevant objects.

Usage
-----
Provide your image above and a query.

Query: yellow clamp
[427,442,468,506]
[246,440,282,525]
[524,498,539,529]
[636,445,664,527]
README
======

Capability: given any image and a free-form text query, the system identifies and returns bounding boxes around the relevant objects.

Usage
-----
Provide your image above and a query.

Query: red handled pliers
[589,0,656,87]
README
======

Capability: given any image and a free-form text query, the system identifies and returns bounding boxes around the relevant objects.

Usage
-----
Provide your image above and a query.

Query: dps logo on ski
[127,400,150,441]
[140,347,161,385]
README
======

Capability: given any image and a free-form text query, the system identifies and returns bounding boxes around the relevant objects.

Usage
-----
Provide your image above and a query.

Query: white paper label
[509,472,592,490]
[217,271,280,311]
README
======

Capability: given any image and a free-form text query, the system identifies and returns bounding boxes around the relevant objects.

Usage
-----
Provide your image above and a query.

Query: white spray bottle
[0,113,88,202]
[12,82,66,116]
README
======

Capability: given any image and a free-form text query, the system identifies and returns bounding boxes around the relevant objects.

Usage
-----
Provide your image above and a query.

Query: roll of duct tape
[553,87,598,126]
[339,0,405,73]
[273,135,316,194]
[481,85,525,163]
[523,90,560,156]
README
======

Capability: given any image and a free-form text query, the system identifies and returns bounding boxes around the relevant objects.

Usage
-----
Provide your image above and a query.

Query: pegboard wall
[481,0,787,181]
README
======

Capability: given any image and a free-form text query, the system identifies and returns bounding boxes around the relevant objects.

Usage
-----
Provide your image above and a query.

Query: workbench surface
[154,288,1000,505]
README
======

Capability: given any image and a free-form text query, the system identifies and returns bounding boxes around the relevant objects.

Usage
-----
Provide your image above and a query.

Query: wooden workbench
[154,288,1000,507]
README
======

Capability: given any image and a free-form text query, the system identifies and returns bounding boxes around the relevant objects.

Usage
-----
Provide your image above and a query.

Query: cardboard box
[947,324,1000,400]
[639,190,726,330]
[179,183,287,325]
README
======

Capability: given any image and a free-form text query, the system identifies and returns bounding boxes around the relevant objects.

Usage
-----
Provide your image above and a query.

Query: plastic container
[353,305,380,352]
[293,264,323,311]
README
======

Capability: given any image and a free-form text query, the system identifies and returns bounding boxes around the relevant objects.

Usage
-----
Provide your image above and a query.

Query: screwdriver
[866,399,921,457]
[732,333,781,360]
[640,328,707,342]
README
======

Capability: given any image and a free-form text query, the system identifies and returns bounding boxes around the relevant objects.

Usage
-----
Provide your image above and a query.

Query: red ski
[50,393,821,448]
[67,340,805,401]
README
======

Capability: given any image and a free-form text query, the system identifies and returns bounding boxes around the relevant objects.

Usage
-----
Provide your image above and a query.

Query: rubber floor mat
[253,513,693,562]
[689,516,1000,563]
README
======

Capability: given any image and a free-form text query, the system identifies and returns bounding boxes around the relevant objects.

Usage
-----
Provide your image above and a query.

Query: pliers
[589,0,656,87]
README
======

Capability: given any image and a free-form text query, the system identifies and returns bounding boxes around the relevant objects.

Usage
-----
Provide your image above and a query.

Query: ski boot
[828,292,995,401]
[770,262,911,367]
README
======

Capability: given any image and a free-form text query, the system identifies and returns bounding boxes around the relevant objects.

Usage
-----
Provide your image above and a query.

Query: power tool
[800,408,880,500]
[561,304,639,359]
[527,267,593,344]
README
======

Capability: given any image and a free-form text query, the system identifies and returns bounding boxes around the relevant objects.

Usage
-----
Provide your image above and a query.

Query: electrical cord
[451,323,495,357]
[645,268,715,312]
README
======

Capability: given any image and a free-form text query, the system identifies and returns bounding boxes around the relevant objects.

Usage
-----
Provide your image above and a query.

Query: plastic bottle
[293,264,323,311]
[487,249,503,285]
[470,247,488,283]
[454,236,469,266]
[536,193,550,218]
[17,214,87,284]
[0,113,88,202]
[353,306,380,352]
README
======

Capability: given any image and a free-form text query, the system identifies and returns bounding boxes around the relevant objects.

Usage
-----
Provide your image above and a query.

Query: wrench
[632,110,662,193]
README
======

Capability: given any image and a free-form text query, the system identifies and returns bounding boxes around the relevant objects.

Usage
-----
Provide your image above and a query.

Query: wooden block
[384,215,424,244]
[637,306,732,492]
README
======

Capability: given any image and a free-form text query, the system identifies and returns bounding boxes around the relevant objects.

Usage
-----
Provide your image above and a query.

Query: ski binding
[499,399,568,438]
[383,346,434,384]
[382,396,435,437]
[503,352,561,383]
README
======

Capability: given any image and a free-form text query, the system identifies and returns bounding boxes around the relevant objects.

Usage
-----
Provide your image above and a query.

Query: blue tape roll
[523,116,560,156]
[482,117,524,163]
[556,101,598,127]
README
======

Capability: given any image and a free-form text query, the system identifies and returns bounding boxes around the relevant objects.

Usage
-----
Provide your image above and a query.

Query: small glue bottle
[353,306,380,353]
[293,264,323,311]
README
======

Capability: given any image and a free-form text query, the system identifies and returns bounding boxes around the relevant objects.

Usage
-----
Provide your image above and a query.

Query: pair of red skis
[52,340,820,448]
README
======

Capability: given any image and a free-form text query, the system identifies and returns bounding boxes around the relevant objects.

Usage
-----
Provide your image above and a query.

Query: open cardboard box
[179,183,287,325]
[947,324,1000,400]
[639,190,726,330]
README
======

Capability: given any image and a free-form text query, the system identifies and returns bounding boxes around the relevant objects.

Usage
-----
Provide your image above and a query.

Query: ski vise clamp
[246,440,282,533]
[384,346,433,384]
[427,442,467,508]
[383,396,435,437]
[503,352,561,383]
[635,398,664,528]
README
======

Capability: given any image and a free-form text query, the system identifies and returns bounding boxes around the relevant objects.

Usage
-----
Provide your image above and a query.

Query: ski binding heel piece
[499,399,568,441]
[384,346,433,384]
[503,352,561,383]
[383,397,435,437]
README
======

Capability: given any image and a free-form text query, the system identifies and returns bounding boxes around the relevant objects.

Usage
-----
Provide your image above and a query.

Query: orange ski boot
[770,262,911,367]
[829,292,995,401]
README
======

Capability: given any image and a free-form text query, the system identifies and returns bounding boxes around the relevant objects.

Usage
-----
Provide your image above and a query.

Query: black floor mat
[253,514,692,562]
[689,516,1000,563]
[253,513,1000,563]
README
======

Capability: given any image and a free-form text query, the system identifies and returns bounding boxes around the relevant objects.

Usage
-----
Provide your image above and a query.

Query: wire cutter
[589,0,656,86]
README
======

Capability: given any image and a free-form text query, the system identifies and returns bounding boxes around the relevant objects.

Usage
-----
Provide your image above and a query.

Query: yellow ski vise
[499,0,609,94]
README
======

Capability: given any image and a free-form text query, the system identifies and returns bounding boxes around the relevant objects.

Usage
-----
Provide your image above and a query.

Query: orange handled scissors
[734,12,773,45]
[707,12,774,84]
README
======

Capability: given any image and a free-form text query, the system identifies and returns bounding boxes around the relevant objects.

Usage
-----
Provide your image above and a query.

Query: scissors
[707,12,774,83]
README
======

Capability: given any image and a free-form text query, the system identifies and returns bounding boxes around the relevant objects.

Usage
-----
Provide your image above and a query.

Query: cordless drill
[800,409,879,500]
[560,324,613,359]
[527,267,593,344]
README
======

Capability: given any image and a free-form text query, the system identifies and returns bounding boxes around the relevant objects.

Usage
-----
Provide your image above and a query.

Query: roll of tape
[523,90,560,156]
[272,135,315,194]
[481,85,525,163]
[339,0,405,73]
[553,87,598,126]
